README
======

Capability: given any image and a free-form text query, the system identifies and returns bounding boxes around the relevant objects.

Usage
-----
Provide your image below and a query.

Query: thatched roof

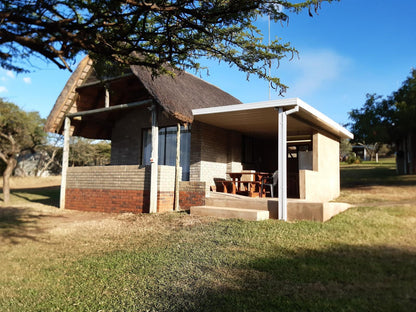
[45,56,94,134]
[45,56,242,136]
[130,65,242,123]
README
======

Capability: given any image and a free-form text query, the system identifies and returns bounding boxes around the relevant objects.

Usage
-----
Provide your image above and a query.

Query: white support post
[174,123,181,211]
[277,106,299,221]
[104,86,110,108]
[278,108,287,221]
[60,117,71,209]
[149,105,159,213]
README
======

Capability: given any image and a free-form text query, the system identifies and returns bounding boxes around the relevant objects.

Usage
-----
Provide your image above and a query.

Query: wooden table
[226,172,271,197]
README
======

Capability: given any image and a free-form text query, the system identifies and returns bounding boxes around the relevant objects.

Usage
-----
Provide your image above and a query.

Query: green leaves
[348,94,393,146]
[0,98,45,158]
[392,69,416,137]
[0,0,336,94]
[348,69,416,147]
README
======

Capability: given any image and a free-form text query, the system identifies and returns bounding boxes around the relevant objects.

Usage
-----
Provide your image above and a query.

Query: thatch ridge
[44,56,93,133]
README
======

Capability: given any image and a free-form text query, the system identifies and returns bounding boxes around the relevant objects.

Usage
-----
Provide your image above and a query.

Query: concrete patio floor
[190,192,352,222]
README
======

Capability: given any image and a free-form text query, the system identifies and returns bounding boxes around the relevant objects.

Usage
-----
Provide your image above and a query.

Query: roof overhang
[192,98,353,140]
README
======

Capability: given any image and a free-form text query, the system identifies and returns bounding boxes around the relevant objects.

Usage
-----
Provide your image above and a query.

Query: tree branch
[0,0,335,93]
[0,151,8,163]
[123,0,179,11]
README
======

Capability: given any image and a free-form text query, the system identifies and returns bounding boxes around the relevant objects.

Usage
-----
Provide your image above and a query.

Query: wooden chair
[214,178,234,193]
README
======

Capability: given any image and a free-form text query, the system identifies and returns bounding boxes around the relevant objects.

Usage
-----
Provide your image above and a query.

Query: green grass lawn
[1,163,415,311]
[340,157,414,187]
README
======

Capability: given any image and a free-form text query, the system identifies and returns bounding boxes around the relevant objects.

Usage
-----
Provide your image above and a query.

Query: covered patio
[190,98,353,221]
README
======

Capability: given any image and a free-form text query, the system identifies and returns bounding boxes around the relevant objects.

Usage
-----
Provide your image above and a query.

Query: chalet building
[46,56,353,221]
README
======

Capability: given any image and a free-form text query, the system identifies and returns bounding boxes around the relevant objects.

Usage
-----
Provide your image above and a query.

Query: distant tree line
[11,136,111,177]
[348,69,416,161]
[68,138,111,167]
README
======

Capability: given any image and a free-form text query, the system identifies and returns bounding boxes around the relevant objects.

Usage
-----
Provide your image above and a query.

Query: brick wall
[189,121,202,182]
[179,181,206,210]
[111,105,183,165]
[66,165,150,190]
[66,189,149,213]
[190,121,242,193]
[65,165,205,213]
[110,107,150,165]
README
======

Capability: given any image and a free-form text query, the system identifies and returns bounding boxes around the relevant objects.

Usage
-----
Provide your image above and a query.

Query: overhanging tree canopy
[0,0,336,94]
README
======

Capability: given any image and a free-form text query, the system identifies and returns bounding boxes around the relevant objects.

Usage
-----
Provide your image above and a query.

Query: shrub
[347,152,361,164]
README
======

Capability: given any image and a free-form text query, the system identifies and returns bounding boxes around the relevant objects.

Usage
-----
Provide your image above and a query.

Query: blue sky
[0,0,415,127]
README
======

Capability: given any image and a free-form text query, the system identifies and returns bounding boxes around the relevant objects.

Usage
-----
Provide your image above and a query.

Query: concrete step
[206,195,271,210]
[190,205,269,221]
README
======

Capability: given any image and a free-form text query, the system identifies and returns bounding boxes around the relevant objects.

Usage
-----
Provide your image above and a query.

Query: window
[142,126,191,181]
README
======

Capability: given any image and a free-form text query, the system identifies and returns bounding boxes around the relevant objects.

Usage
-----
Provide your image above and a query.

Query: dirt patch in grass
[0,203,211,253]
[0,176,61,189]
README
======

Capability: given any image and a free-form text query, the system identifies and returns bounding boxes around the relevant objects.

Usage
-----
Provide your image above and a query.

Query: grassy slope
[0,162,415,311]
[341,158,415,188]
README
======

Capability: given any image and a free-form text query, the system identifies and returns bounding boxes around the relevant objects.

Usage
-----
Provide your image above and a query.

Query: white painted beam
[67,99,152,118]
[174,123,181,211]
[278,108,287,221]
[149,105,159,213]
[105,86,110,108]
[60,117,71,209]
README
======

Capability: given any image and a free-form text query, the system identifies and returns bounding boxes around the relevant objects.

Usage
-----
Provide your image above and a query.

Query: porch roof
[192,98,353,140]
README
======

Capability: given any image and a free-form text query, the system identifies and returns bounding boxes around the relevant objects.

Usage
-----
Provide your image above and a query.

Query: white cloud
[0,86,8,93]
[23,77,32,84]
[6,70,15,79]
[285,49,351,97]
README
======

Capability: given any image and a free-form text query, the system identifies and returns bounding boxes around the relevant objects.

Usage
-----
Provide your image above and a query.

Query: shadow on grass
[341,165,416,188]
[0,207,47,244]
[0,186,60,244]
[7,186,60,207]
[145,244,416,312]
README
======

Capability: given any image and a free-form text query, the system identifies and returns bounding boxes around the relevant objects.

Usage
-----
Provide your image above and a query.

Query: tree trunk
[2,158,17,204]
[37,149,58,177]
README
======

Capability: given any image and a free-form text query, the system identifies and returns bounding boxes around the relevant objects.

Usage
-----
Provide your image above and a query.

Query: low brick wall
[179,181,206,210]
[65,165,205,213]
[66,189,149,213]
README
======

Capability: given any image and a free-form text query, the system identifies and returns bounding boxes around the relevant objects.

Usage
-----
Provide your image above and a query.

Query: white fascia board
[192,97,354,140]
[192,98,299,116]
[296,99,354,139]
